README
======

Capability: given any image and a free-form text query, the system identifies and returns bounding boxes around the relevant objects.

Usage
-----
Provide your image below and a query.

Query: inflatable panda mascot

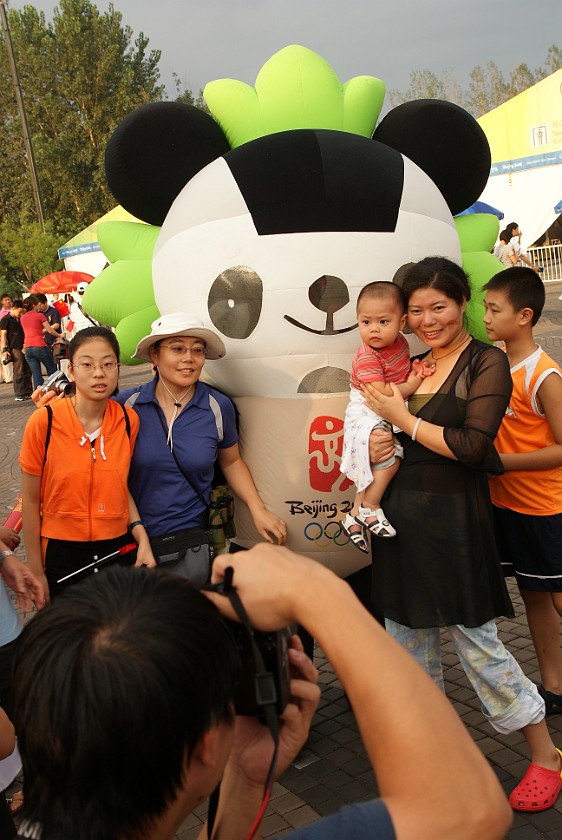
[83,46,501,579]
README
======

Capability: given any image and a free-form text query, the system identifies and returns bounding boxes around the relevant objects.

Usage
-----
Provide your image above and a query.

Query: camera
[226,620,292,718]
[41,370,73,396]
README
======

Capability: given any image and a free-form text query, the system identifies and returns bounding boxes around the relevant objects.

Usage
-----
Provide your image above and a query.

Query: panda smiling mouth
[284,274,357,335]
[284,314,357,336]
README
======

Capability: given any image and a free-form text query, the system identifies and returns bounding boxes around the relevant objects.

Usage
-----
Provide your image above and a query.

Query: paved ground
[2,281,562,839]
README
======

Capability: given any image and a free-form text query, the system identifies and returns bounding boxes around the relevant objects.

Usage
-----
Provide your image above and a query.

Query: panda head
[101,95,490,397]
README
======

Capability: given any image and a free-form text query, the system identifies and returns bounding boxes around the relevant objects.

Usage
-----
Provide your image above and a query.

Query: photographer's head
[13,567,239,840]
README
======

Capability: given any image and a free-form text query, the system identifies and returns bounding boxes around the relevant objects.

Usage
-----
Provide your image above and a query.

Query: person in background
[0,295,12,321]
[495,229,518,269]
[484,268,562,720]
[506,222,541,272]
[0,530,43,827]
[12,550,512,840]
[33,293,61,350]
[67,282,97,338]
[0,294,13,386]
[0,532,43,718]
[19,296,59,390]
[363,256,562,814]
[0,707,16,838]
[0,300,33,402]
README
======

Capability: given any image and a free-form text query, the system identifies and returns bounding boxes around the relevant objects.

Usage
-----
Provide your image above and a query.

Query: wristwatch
[0,550,14,567]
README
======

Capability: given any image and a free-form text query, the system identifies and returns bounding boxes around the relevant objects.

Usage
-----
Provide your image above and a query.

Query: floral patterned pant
[386,618,545,734]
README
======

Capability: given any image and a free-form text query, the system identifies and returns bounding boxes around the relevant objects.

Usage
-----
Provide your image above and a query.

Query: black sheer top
[371,340,514,629]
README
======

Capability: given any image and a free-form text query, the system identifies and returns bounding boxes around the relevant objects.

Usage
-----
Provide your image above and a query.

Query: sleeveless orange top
[490,346,562,515]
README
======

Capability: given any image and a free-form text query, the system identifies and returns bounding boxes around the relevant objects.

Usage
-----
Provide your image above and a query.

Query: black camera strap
[205,569,280,840]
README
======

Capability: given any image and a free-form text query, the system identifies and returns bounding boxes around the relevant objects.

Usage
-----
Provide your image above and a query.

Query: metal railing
[527,243,562,282]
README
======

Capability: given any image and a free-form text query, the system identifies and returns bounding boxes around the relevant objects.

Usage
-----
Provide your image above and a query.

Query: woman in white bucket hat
[114,313,287,569]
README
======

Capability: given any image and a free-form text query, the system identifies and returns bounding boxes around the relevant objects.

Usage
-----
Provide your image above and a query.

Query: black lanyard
[204,569,280,840]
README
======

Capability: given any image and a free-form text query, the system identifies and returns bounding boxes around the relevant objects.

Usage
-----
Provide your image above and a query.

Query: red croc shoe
[509,749,562,812]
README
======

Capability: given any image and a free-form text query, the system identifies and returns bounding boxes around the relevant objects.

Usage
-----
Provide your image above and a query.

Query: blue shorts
[493,505,562,591]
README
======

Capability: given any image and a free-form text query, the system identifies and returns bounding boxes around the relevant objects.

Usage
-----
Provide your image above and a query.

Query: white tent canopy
[58,206,143,276]
[477,69,562,247]
[480,165,562,245]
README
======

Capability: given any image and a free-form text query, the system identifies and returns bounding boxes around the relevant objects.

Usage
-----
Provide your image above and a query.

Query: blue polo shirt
[115,378,237,537]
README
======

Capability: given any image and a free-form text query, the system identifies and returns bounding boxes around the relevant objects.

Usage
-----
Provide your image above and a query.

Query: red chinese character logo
[309,415,353,492]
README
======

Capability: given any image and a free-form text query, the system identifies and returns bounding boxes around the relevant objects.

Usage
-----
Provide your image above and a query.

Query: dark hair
[12,299,24,309]
[24,294,40,310]
[1,292,12,300]
[505,222,519,236]
[34,292,48,304]
[68,326,121,364]
[401,256,471,306]
[13,567,238,840]
[483,267,545,326]
[498,229,510,244]
[357,281,405,313]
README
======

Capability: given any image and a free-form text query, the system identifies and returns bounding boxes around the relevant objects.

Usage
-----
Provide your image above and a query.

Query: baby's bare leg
[363,460,400,510]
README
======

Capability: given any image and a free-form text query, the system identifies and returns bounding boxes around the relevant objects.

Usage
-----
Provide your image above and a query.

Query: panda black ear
[373,100,491,216]
[105,102,231,226]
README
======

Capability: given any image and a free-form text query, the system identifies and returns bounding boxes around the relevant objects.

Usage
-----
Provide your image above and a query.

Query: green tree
[0,0,164,284]
[388,44,562,118]
[507,62,538,98]
[541,44,562,76]
[194,88,209,114]
[172,71,194,104]
[388,69,445,108]
[0,214,62,290]
[465,61,509,117]
[388,68,468,110]
[172,74,209,113]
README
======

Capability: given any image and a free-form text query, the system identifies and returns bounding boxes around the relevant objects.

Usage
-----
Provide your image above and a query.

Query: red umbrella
[29,271,93,294]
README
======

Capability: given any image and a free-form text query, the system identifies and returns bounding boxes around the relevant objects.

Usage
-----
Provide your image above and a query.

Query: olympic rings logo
[303,521,350,547]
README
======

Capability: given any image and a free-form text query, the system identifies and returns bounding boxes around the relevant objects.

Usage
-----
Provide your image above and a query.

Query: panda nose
[309,275,350,335]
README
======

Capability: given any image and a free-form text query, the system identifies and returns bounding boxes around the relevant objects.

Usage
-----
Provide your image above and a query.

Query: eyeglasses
[158,343,206,358]
[72,361,119,372]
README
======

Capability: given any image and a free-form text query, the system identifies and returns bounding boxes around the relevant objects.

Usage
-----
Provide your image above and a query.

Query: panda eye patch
[208,266,263,339]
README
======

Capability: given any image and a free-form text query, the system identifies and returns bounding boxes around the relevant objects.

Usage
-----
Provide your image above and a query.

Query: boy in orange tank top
[484,267,562,715]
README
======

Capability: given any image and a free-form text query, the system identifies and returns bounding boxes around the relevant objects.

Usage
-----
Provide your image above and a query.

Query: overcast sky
[8,0,562,104]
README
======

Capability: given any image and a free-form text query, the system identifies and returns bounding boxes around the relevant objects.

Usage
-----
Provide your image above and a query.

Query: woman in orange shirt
[20,327,155,603]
